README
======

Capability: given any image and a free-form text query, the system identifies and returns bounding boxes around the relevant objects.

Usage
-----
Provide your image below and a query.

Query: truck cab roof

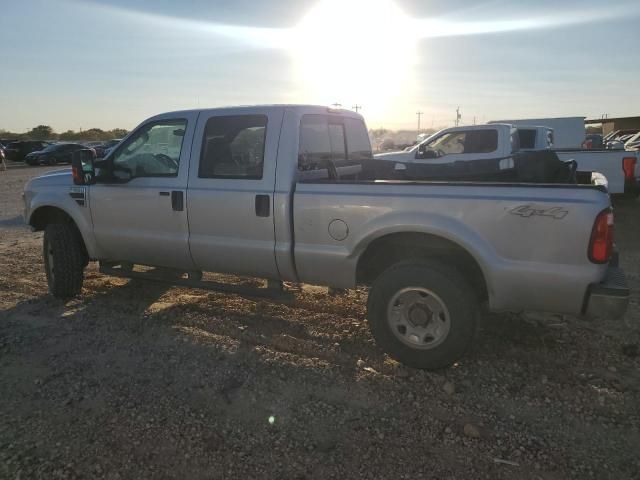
[144,104,365,123]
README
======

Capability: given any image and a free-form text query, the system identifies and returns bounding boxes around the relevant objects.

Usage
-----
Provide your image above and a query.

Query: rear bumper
[583,263,629,319]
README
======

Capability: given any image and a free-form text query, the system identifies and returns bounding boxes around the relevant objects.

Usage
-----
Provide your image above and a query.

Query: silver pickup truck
[23,105,630,369]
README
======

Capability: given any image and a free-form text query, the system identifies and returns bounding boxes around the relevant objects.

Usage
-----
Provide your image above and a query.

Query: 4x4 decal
[509,205,568,220]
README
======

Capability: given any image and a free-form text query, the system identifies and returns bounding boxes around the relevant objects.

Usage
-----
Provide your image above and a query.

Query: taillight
[622,157,636,180]
[588,208,614,263]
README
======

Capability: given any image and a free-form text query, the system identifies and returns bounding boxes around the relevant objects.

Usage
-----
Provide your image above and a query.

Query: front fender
[26,188,99,259]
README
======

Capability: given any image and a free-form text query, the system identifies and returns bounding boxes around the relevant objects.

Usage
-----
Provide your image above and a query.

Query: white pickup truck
[23,105,629,369]
[377,124,640,197]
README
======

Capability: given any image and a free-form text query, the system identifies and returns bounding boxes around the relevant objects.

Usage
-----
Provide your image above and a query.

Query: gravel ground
[1,164,639,479]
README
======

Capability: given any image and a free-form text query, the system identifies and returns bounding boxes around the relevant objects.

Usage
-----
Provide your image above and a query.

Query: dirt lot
[1,164,639,479]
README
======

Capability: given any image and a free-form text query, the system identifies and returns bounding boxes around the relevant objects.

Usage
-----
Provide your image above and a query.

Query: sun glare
[291,0,417,117]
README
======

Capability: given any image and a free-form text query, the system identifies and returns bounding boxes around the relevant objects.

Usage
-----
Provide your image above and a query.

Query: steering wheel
[154,153,179,170]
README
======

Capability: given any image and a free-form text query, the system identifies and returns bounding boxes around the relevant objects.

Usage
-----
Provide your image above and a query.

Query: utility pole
[331,102,342,108]
[416,111,424,131]
[455,106,461,127]
[473,116,476,125]
[352,104,362,113]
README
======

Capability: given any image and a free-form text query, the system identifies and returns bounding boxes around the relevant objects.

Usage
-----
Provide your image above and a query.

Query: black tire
[367,260,478,370]
[48,156,57,166]
[43,223,86,298]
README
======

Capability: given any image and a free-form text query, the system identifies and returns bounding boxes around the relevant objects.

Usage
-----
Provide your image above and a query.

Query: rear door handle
[171,191,184,211]
[255,194,270,217]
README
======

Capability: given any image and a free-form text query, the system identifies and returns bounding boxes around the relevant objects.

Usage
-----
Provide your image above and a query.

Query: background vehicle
[490,117,585,148]
[83,141,106,157]
[4,140,49,161]
[583,133,604,149]
[0,138,18,148]
[23,106,629,369]
[25,143,89,166]
[624,132,640,151]
[376,124,640,196]
[99,138,122,158]
[605,129,640,149]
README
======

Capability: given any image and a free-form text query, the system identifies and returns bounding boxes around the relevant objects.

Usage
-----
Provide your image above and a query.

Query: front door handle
[171,191,184,211]
[255,194,270,217]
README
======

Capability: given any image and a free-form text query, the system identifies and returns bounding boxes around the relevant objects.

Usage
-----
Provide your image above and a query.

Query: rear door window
[328,123,347,162]
[199,115,267,179]
[465,130,498,153]
[344,117,372,161]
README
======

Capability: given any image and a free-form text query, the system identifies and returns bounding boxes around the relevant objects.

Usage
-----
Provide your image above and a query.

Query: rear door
[90,112,198,269]
[186,108,283,279]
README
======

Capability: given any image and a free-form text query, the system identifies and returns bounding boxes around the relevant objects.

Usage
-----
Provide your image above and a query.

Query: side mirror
[71,149,96,185]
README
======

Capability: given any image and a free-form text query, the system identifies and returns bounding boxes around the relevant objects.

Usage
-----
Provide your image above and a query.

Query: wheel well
[29,206,89,260]
[356,232,488,301]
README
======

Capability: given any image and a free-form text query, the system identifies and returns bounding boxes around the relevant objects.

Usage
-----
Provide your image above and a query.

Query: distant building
[585,116,640,136]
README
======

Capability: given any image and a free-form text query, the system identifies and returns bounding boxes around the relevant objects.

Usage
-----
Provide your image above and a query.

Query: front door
[186,108,283,279]
[90,113,198,270]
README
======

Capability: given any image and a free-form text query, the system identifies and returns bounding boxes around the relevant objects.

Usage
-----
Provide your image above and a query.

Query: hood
[24,168,73,189]
[26,150,46,157]
[374,150,415,162]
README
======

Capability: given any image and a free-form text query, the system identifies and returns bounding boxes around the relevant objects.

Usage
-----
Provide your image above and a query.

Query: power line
[416,111,424,130]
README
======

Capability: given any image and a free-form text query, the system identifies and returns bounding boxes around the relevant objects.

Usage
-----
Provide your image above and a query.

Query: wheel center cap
[408,304,432,327]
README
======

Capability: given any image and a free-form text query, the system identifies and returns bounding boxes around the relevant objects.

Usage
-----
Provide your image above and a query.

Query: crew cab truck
[23,105,630,369]
[376,124,640,197]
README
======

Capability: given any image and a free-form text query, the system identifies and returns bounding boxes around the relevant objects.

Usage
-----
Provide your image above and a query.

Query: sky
[1,0,639,132]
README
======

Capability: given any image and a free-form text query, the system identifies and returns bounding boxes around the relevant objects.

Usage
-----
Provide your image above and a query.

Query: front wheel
[43,224,87,298]
[367,261,478,369]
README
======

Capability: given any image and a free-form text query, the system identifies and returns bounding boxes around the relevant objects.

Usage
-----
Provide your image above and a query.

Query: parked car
[4,141,50,161]
[25,143,89,166]
[376,124,640,197]
[582,134,604,150]
[97,139,122,158]
[605,129,640,150]
[0,138,18,148]
[23,105,629,369]
[624,132,640,151]
[0,145,6,170]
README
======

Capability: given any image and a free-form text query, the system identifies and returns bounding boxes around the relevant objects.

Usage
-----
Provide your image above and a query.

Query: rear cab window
[298,114,372,180]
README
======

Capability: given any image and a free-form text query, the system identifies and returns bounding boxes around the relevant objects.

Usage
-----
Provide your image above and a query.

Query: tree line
[0,125,128,142]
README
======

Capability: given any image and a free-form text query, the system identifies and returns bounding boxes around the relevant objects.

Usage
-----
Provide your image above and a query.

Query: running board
[99,264,294,301]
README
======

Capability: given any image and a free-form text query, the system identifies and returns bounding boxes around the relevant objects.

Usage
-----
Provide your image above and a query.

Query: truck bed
[291,178,610,316]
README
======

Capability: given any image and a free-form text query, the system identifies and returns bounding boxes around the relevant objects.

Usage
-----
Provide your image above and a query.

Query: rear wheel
[367,260,478,369]
[43,223,87,298]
